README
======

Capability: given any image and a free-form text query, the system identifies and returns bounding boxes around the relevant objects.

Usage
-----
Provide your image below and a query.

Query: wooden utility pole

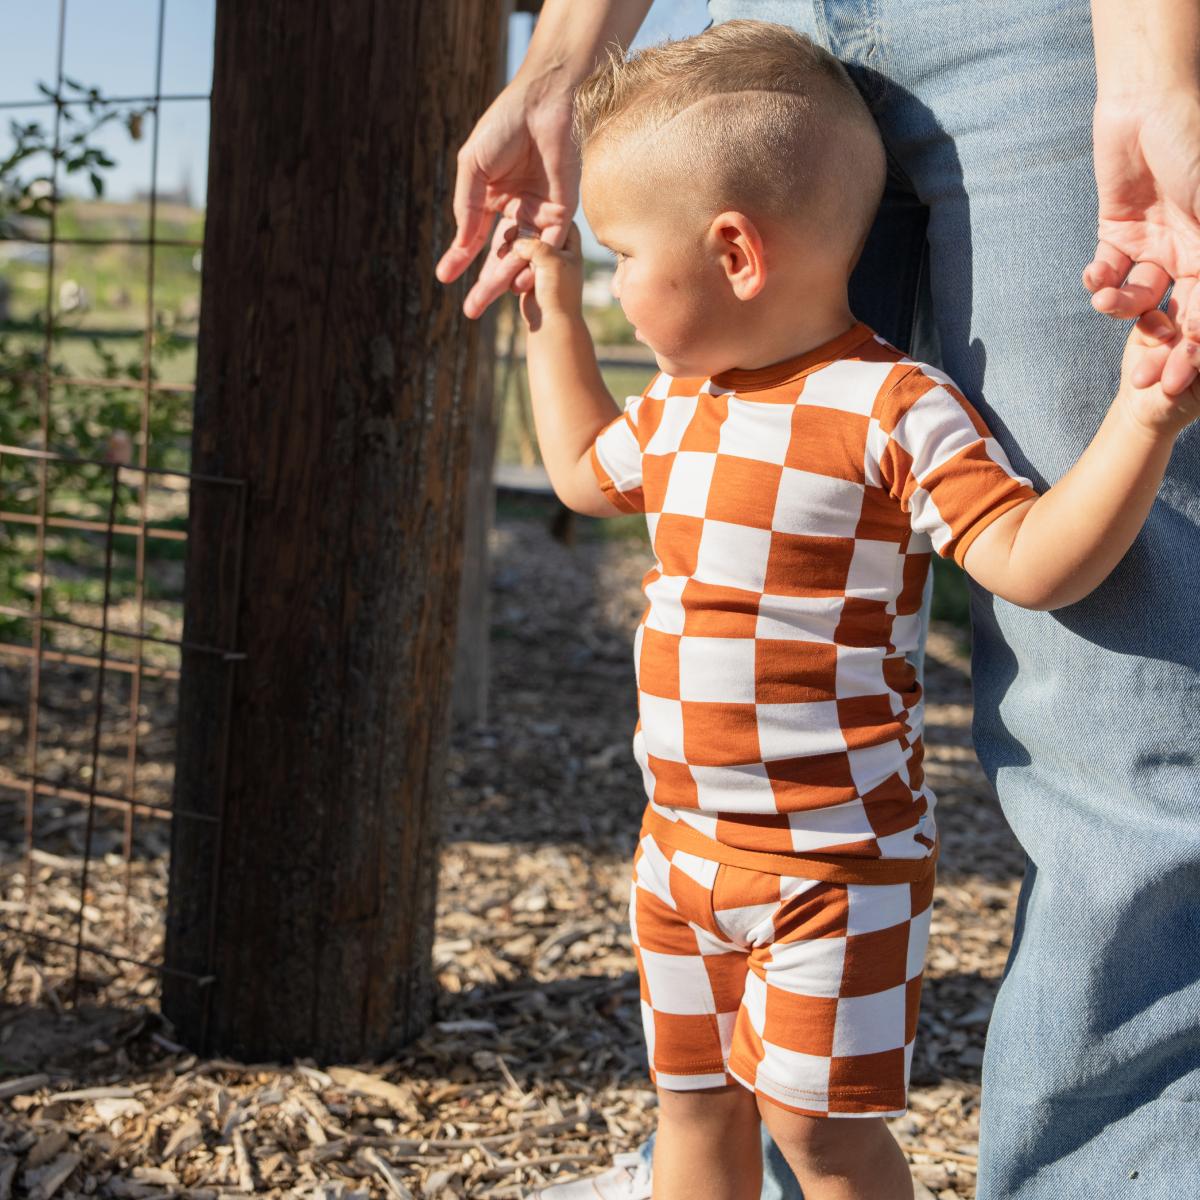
[163,0,502,1061]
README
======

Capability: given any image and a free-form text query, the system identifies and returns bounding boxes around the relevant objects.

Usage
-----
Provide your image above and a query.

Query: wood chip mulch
[0,506,1029,1200]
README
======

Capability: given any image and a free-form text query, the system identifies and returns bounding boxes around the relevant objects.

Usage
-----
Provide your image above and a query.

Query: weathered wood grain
[164,0,503,1061]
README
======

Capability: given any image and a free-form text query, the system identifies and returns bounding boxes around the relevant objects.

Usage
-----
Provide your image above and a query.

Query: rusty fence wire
[0,0,239,1008]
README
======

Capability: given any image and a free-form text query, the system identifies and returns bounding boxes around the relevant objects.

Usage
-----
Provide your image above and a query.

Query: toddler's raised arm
[963,313,1200,609]
[509,228,625,517]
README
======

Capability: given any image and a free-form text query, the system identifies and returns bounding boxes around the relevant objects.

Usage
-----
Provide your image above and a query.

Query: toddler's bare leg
[757,1097,912,1200]
[652,1084,762,1200]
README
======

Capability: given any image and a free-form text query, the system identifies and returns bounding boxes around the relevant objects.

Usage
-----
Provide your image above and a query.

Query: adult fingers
[461,217,529,318]
[1089,259,1172,319]
[435,157,492,285]
[499,206,568,294]
[1160,277,1200,395]
[1082,242,1133,295]
[464,261,529,318]
[498,193,572,249]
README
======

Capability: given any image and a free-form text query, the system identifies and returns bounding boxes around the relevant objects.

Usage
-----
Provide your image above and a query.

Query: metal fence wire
[0,0,239,1008]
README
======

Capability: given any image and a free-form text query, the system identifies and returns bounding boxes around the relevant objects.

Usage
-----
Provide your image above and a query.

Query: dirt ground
[0,505,1025,1200]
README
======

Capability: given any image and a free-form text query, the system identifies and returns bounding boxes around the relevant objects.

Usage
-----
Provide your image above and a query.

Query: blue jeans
[712,1,1200,1197]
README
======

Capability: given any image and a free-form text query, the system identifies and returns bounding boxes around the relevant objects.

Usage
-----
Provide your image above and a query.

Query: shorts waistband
[641,807,937,886]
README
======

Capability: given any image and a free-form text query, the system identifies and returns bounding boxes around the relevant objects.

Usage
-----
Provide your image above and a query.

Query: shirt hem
[950,489,1039,567]
[590,442,642,514]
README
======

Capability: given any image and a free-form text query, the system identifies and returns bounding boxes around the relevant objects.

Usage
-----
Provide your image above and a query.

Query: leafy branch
[0,80,186,633]
[0,78,149,232]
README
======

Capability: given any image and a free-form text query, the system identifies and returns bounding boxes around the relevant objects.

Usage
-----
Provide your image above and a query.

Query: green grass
[931,555,972,629]
[599,364,658,405]
[493,491,648,548]
[45,336,197,387]
[495,359,658,467]
[494,494,559,522]
[0,199,203,331]
[585,302,638,346]
[591,512,650,544]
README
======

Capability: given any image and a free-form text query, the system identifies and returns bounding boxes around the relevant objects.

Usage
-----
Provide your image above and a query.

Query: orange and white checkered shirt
[590,323,1037,863]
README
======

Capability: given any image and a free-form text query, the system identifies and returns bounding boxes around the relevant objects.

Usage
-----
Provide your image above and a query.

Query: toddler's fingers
[511,222,583,268]
[1134,310,1176,344]
[1130,343,1173,390]
[537,221,570,251]
[1160,277,1200,395]
[1126,311,1177,390]
[510,231,557,264]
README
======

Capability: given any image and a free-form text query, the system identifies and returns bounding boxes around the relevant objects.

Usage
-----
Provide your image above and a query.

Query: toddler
[507,21,1200,1200]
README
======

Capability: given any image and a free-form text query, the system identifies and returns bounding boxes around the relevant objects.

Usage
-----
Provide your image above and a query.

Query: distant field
[1,199,203,329]
[495,357,658,468]
[1,198,203,435]
[601,363,659,406]
[1,203,658,470]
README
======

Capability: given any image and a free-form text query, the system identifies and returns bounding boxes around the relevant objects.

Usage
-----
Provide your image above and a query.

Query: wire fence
[0,0,239,1011]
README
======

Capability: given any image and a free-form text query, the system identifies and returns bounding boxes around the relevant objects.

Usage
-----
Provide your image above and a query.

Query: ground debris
[0,512,1022,1199]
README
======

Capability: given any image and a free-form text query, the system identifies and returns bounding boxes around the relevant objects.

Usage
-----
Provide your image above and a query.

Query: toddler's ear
[709,211,767,301]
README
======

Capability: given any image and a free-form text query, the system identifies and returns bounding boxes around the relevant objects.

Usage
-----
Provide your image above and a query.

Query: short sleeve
[591,394,647,514]
[872,366,1039,566]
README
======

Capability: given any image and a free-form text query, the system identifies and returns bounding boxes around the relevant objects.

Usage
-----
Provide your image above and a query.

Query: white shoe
[527,1152,652,1200]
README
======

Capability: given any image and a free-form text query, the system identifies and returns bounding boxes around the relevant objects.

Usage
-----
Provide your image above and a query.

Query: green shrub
[931,555,971,629]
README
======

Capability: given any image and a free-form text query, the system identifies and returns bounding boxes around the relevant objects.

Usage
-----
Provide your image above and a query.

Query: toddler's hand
[1118,311,1200,439]
[510,223,585,331]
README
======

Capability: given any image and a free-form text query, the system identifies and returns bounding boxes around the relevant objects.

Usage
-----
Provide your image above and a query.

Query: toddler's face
[582,153,733,379]
[581,142,854,378]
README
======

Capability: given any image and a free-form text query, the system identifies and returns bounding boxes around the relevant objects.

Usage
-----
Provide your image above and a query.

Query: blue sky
[0,0,215,205]
[0,0,707,221]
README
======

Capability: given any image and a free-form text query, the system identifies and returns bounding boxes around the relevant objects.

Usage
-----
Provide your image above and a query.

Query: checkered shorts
[630,828,933,1116]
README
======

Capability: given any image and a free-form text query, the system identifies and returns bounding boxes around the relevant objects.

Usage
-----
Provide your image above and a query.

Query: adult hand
[435,0,652,317]
[1084,91,1200,394]
[434,79,578,319]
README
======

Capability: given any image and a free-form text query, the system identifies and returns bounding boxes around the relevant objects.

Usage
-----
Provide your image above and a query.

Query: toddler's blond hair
[574,21,886,257]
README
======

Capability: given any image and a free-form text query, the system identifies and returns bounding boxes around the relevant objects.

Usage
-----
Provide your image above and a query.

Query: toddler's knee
[763,1109,891,1173]
[658,1082,754,1115]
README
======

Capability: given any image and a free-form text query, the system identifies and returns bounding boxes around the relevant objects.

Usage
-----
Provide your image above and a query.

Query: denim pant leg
[711,0,1200,1196]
